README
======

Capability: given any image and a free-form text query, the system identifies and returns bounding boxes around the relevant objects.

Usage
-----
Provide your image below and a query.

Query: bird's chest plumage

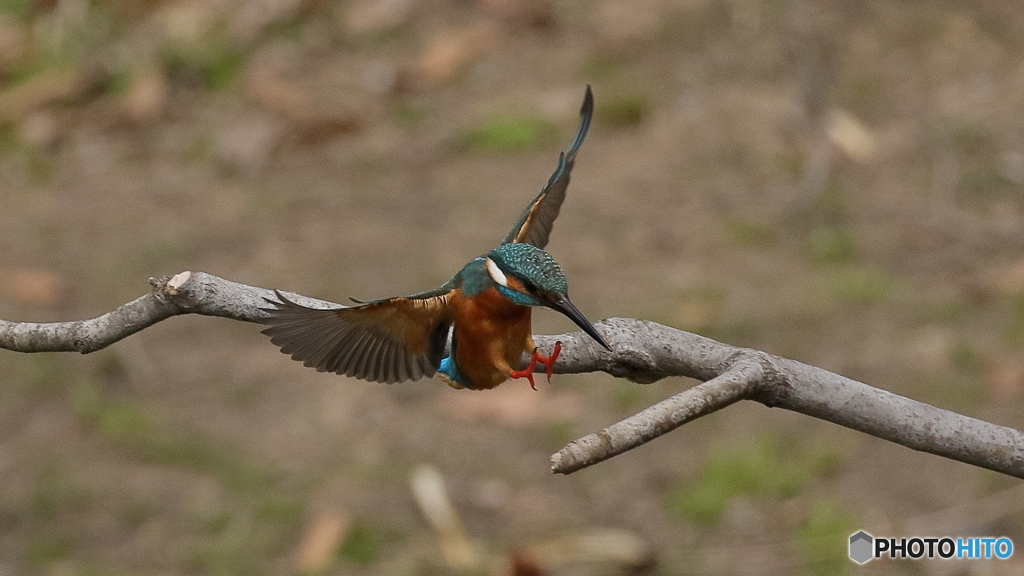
[444,287,534,389]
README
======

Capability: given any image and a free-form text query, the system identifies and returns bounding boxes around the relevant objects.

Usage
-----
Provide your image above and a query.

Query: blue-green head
[484,243,611,350]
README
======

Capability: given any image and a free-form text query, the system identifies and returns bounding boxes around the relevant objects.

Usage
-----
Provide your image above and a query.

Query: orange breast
[449,287,535,390]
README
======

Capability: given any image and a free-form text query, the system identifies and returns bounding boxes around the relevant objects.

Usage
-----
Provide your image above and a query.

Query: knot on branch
[68,320,91,353]
[149,271,196,312]
[745,350,792,407]
[604,348,667,384]
[588,318,673,383]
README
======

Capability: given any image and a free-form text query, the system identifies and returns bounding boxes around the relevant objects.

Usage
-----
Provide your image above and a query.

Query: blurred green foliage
[338,521,383,566]
[546,419,578,446]
[30,463,90,520]
[810,184,848,219]
[948,339,983,372]
[25,533,74,566]
[77,566,133,576]
[0,0,30,16]
[726,218,778,247]
[390,101,430,126]
[461,114,556,153]
[161,42,244,91]
[664,437,841,525]
[580,53,631,79]
[72,379,275,493]
[609,384,646,412]
[826,267,896,305]
[599,94,652,127]
[806,226,856,265]
[187,522,267,576]
[14,354,71,393]
[794,500,856,576]
[960,166,1017,196]
[1004,294,1024,348]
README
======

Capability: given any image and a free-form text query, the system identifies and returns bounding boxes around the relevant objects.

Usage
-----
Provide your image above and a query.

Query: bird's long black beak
[547,294,612,351]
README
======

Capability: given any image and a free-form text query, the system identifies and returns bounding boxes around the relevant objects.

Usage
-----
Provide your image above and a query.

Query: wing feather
[319,331,348,374]
[261,289,454,383]
[383,339,402,383]
[503,85,593,248]
[337,330,374,375]
[354,333,382,380]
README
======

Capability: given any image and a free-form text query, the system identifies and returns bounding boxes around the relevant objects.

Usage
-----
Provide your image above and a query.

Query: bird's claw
[509,341,562,390]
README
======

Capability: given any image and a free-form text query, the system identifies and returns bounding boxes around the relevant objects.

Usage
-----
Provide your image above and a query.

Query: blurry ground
[2,0,1024,574]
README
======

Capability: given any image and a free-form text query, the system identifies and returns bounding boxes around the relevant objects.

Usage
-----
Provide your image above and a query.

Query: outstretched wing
[261,287,455,383]
[503,85,594,249]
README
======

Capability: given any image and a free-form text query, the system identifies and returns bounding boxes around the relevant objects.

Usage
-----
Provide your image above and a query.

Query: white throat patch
[485,258,508,287]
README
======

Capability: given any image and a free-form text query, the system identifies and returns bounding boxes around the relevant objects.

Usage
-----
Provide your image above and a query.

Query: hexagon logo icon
[849,531,874,564]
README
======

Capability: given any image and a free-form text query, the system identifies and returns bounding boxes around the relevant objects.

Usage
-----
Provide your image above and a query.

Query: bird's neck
[458,258,494,297]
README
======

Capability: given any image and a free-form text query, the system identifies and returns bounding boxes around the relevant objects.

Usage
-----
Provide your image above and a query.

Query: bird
[260,86,610,390]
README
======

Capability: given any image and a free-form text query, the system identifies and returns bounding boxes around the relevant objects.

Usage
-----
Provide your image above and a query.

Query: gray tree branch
[2,271,1023,479]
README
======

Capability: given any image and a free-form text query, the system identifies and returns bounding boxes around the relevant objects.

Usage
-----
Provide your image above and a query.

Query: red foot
[509,342,562,390]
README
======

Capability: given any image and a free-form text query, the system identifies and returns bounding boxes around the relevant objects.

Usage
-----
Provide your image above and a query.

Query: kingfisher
[261,86,610,390]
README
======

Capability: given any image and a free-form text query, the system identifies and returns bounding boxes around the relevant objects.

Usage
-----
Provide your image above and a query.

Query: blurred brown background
[2,0,1024,574]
